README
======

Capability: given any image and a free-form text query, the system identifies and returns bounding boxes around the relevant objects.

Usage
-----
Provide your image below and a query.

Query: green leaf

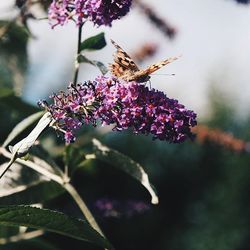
[3,111,44,148]
[0,225,19,239]
[0,181,64,205]
[77,54,90,64]
[0,162,46,197]
[31,145,64,177]
[92,139,159,204]
[77,55,108,75]
[0,238,60,250]
[0,21,29,90]
[80,32,106,51]
[0,94,39,144]
[0,161,63,205]
[0,206,112,249]
[0,87,14,98]
[92,60,109,75]
[0,20,29,52]
[8,112,52,158]
[0,94,38,114]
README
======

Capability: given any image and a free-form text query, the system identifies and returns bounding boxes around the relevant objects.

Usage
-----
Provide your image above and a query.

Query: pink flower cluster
[48,0,132,28]
[39,76,197,143]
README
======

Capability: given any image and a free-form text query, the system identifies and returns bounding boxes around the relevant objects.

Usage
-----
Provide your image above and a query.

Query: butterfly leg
[148,79,152,89]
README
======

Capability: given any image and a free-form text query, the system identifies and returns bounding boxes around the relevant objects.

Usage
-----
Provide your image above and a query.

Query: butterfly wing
[125,56,179,83]
[110,40,179,83]
[140,56,179,76]
[110,40,140,80]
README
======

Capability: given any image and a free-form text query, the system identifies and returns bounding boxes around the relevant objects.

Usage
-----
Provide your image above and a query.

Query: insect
[110,39,179,83]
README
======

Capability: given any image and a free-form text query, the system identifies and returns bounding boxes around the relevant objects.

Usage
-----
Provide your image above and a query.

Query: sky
[1,0,250,120]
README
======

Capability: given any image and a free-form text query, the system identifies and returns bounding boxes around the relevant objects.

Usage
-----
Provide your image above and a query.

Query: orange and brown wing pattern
[109,40,140,80]
[110,39,179,83]
[141,56,179,75]
[125,56,179,83]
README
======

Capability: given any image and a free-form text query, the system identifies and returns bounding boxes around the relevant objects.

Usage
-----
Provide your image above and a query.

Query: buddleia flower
[39,76,197,143]
[48,0,133,28]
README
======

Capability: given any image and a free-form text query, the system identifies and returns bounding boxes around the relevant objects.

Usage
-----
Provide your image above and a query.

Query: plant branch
[0,147,105,239]
[0,146,107,246]
[0,152,18,180]
[0,230,44,245]
[73,23,83,85]
[0,147,63,185]
[64,182,105,237]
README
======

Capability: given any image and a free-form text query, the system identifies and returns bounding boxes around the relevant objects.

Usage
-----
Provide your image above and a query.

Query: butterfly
[109,39,179,83]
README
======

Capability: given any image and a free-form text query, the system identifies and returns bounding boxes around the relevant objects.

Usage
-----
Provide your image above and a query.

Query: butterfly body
[110,39,178,83]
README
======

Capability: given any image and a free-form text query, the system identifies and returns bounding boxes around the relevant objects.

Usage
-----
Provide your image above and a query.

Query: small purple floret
[39,76,197,143]
[48,0,132,28]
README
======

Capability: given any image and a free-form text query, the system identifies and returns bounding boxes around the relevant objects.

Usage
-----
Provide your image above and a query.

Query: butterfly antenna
[151,73,175,76]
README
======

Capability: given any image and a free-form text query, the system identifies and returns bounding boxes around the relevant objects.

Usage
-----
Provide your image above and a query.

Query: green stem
[0,147,105,238]
[0,147,64,184]
[0,153,17,180]
[73,23,83,85]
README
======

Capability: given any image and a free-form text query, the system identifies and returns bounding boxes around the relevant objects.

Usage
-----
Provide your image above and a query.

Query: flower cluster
[39,76,197,143]
[134,0,176,39]
[234,0,250,3]
[193,125,250,153]
[95,198,150,218]
[48,0,132,28]
[38,81,100,143]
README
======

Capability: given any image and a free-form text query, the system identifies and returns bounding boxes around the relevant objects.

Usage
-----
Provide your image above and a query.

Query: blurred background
[1,0,250,250]
[1,0,250,118]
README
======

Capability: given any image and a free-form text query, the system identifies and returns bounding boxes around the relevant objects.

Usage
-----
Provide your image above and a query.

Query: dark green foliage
[80,33,106,51]
[0,91,39,143]
[0,206,111,248]
[0,21,29,52]
[0,238,61,250]
[0,21,28,89]
[92,138,158,204]
[77,54,108,75]
[0,4,250,250]
[1,90,250,250]
[0,181,64,205]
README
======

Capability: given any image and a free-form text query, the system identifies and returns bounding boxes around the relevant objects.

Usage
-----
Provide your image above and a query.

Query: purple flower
[48,0,72,28]
[39,82,99,143]
[235,0,250,3]
[39,76,197,143]
[95,198,150,218]
[94,76,197,142]
[48,0,132,28]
